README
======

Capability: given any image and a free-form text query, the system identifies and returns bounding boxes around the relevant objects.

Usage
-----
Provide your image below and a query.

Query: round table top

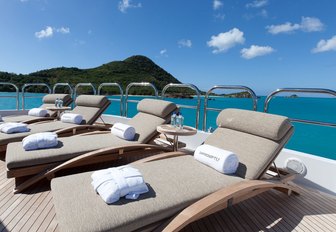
[46,106,71,111]
[157,124,197,136]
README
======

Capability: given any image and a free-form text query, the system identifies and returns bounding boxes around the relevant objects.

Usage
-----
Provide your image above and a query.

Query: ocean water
[1,92,335,160]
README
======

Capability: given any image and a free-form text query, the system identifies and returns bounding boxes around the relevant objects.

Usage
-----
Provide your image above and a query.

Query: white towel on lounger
[0,122,29,134]
[61,113,83,124]
[28,108,48,117]
[22,132,58,151]
[91,165,149,204]
[111,123,135,141]
[194,144,239,174]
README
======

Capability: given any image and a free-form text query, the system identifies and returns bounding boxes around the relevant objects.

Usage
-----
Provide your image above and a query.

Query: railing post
[21,83,51,110]
[98,83,124,116]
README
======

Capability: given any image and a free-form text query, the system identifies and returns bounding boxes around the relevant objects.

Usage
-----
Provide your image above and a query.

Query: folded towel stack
[22,132,58,151]
[91,165,149,204]
[28,108,48,117]
[0,122,29,134]
[111,123,136,141]
[61,113,83,124]
[194,144,239,174]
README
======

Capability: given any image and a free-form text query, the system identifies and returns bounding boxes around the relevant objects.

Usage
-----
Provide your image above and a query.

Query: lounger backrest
[127,99,177,143]
[204,108,293,180]
[40,94,73,116]
[71,95,110,125]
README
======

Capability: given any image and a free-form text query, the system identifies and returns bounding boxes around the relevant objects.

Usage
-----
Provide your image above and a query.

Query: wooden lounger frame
[132,152,300,232]
[0,99,111,155]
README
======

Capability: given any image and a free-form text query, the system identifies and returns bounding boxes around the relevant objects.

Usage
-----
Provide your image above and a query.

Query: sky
[0,0,335,94]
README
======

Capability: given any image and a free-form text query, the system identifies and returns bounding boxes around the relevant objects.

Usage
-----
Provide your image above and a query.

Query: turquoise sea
[1,92,335,160]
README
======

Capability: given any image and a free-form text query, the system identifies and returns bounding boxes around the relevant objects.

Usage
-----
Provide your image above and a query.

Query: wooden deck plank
[0,159,336,232]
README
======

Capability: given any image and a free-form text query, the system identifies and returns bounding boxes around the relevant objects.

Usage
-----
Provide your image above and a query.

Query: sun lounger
[1,94,72,124]
[6,99,177,192]
[0,95,110,154]
[51,108,299,232]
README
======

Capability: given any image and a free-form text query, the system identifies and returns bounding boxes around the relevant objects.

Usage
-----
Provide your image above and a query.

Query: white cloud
[213,0,223,10]
[56,27,70,34]
[207,28,245,54]
[300,17,324,32]
[35,26,53,39]
[312,35,336,53]
[267,17,324,35]
[118,0,141,13]
[35,26,70,39]
[241,45,275,59]
[178,39,192,48]
[246,0,268,8]
[160,49,167,56]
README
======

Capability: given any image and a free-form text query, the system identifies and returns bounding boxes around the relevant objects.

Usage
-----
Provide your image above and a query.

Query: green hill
[0,55,180,94]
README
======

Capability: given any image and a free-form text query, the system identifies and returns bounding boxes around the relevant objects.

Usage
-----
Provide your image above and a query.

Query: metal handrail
[161,83,201,129]
[74,83,97,99]
[22,83,51,110]
[203,85,258,131]
[264,88,336,127]
[0,82,20,110]
[98,83,124,116]
[53,83,74,95]
[124,82,158,117]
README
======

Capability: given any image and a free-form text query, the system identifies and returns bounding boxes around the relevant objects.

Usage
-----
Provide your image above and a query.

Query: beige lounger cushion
[137,99,177,118]
[1,96,109,146]
[75,95,109,108]
[216,108,291,141]
[2,94,72,122]
[204,127,292,179]
[6,99,176,170]
[52,155,243,232]
[42,94,72,105]
[0,121,71,146]
[6,133,135,169]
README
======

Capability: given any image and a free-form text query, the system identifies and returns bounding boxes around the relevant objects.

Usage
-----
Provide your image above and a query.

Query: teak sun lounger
[51,108,300,232]
[1,93,72,124]
[0,95,110,154]
[6,99,177,192]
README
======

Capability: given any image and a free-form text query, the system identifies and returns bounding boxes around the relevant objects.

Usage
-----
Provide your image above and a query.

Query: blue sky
[0,0,335,94]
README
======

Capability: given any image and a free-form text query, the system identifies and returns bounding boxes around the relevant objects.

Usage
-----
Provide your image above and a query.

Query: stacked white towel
[22,132,58,151]
[194,144,239,174]
[28,108,48,117]
[91,165,149,204]
[0,122,29,134]
[111,123,136,141]
[61,113,83,124]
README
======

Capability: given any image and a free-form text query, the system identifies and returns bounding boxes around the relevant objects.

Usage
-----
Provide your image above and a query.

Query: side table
[156,124,197,151]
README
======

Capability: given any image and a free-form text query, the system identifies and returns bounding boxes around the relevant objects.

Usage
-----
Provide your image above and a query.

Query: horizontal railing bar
[291,118,336,127]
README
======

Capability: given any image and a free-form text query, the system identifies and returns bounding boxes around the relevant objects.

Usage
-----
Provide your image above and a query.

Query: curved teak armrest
[163,179,300,232]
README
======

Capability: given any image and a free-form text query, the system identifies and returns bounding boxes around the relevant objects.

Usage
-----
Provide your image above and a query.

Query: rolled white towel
[91,165,149,204]
[0,122,29,134]
[22,132,58,151]
[61,113,83,124]
[111,123,135,141]
[194,144,239,174]
[28,108,48,117]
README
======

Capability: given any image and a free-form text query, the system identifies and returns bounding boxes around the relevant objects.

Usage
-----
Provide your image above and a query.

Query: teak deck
[0,159,335,232]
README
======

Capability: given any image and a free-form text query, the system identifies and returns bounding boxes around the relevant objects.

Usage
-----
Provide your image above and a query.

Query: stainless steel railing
[264,88,336,127]
[0,82,20,110]
[124,82,158,117]
[98,83,123,116]
[203,85,258,131]
[161,83,201,129]
[74,83,97,100]
[53,83,74,95]
[22,83,51,110]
